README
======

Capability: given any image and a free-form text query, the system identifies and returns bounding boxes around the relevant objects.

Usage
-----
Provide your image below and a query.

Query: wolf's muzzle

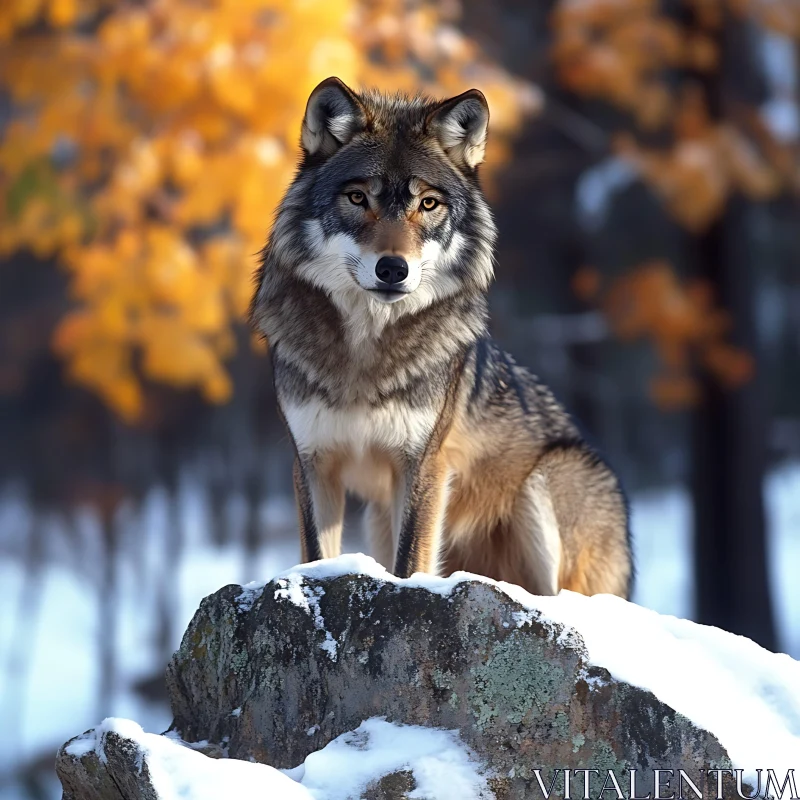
[375,256,409,286]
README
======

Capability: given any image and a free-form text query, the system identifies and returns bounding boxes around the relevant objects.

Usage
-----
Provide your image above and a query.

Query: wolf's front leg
[393,455,450,578]
[292,457,344,563]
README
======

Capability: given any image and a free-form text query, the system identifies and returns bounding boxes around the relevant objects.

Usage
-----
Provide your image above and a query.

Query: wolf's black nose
[375,256,409,286]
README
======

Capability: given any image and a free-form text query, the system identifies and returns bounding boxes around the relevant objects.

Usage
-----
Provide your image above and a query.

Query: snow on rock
[291,718,491,800]
[58,718,312,800]
[273,572,338,660]
[58,717,490,800]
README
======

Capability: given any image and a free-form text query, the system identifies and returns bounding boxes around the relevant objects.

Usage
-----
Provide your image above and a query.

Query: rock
[362,771,416,800]
[165,560,732,795]
[58,728,160,800]
[60,554,797,799]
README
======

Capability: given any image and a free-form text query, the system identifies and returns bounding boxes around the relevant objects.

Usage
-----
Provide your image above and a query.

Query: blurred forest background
[0,0,798,797]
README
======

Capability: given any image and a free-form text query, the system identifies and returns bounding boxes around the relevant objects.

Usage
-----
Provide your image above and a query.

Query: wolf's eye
[420,197,439,211]
[347,191,367,207]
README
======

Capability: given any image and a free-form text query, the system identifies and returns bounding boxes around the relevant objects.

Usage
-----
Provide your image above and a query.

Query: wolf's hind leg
[364,502,395,571]
[507,474,563,596]
[441,489,560,595]
[530,444,632,598]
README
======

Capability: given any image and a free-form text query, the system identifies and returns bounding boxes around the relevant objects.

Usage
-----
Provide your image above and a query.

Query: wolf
[250,77,632,597]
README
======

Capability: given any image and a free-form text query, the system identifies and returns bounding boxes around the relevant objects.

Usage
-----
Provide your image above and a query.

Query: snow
[630,484,693,619]
[274,551,471,595]
[293,718,490,800]
[66,718,312,799]
[0,483,299,785]
[0,563,101,772]
[766,462,800,659]
[65,717,489,800]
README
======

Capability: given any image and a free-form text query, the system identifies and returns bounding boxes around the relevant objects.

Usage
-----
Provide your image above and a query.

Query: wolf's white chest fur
[282,399,438,502]
[283,399,437,455]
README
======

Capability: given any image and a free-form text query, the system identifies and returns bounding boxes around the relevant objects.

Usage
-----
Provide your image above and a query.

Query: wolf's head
[260,78,497,324]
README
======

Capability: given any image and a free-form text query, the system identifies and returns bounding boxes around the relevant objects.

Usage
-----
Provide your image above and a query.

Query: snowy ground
[0,462,798,798]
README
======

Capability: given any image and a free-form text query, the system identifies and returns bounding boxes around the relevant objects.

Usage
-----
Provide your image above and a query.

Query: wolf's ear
[301,77,366,158]
[427,89,490,170]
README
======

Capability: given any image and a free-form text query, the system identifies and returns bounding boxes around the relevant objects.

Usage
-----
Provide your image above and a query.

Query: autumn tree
[0,0,535,421]
[553,0,799,648]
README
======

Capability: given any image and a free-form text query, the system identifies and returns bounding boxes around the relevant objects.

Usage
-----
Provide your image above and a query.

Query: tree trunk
[97,509,119,718]
[690,195,777,651]
[687,6,778,650]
